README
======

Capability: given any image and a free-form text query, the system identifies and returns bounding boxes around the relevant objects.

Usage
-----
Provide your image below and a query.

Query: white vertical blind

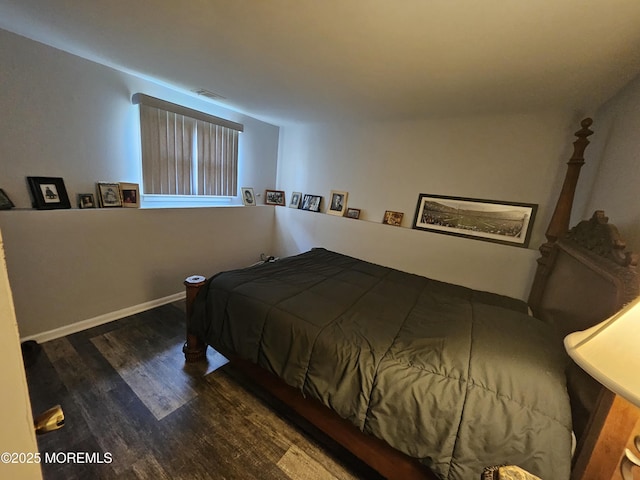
[136,94,242,197]
[140,104,196,194]
[197,120,238,196]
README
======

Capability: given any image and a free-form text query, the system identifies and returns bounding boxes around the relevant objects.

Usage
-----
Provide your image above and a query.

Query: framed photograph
[301,194,322,212]
[120,183,140,208]
[265,189,286,206]
[78,193,96,209]
[241,187,256,206]
[327,190,348,216]
[346,208,361,219]
[412,194,537,248]
[289,191,302,209]
[383,210,404,226]
[0,189,14,210]
[27,177,71,210]
[97,182,122,208]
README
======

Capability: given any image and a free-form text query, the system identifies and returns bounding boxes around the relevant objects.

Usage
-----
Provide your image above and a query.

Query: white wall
[574,72,640,254]
[0,230,42,480]
[0,206,276,339]
[275,207,538,300]
[2,22,630,337]
[274,112,595,300]
[0,27,279,208]
[0,28,280,338]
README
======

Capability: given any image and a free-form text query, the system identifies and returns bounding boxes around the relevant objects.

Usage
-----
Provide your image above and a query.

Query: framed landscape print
[412,193,537,248]
[327,190,348,216]
[27,176,71,210]
[265,189,286,206]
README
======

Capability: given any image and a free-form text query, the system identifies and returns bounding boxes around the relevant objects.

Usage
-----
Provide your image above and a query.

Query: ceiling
[2,0,640,125]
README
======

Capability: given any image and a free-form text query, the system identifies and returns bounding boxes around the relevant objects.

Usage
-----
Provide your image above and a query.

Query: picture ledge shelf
[0,204,258,212]
[281,207,537,251]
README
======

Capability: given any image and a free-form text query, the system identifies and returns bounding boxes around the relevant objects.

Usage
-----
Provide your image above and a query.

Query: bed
[182,118,639,480]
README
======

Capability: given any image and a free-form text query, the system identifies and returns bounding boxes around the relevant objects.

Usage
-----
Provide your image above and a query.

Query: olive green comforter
[190,248,572,480]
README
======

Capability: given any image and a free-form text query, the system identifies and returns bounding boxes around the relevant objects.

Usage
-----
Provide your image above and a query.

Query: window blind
[134,93,243,197]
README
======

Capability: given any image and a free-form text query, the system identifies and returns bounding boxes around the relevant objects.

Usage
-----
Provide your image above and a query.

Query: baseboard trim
[21,291,186,344]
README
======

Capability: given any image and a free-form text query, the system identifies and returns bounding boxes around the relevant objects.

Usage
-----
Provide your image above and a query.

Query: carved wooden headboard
[530,210,639,339]
[523,118,640,472]
[530,210,639,473]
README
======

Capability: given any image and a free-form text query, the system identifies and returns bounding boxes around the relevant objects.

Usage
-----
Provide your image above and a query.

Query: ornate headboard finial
[566,210,638,267]
[577,117,593,134]
[528,118,596,310]
[545,117,594,244]
[573,118,594,154]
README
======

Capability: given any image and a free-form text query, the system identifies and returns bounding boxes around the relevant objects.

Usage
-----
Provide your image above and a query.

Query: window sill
[141,194,235,208]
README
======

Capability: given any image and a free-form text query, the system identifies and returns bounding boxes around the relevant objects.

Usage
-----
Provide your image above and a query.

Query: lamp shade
[564,297,640,408]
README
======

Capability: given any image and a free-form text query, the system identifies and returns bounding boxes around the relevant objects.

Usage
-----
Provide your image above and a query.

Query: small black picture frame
[0,189,14,210]
[346,208,361,219]
[301,194,322,212]
[78,193,96,209]
[27,177,71,210]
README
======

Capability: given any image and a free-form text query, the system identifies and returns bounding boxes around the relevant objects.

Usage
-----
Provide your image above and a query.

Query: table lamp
[565,297,640,479]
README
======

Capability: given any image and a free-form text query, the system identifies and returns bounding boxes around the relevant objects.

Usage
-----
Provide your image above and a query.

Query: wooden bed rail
[181,274,438,480]
[229,355,438,480]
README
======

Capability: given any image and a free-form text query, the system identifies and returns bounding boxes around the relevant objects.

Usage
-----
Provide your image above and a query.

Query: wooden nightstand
[572,391,640,480]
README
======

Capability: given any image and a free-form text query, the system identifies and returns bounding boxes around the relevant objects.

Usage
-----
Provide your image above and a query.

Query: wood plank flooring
[24,302,383,480]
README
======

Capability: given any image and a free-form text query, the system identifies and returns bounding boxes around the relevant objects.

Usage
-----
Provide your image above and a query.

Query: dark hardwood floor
[24,302,383,480]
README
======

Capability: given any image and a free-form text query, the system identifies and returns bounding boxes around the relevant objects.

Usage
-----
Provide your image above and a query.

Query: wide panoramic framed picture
[412,193,537,248]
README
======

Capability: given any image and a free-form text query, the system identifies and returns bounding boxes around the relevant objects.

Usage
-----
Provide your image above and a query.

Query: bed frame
[183,118,639,480]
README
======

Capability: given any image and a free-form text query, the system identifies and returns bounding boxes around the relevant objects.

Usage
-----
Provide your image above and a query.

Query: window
[133,94,243,200]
